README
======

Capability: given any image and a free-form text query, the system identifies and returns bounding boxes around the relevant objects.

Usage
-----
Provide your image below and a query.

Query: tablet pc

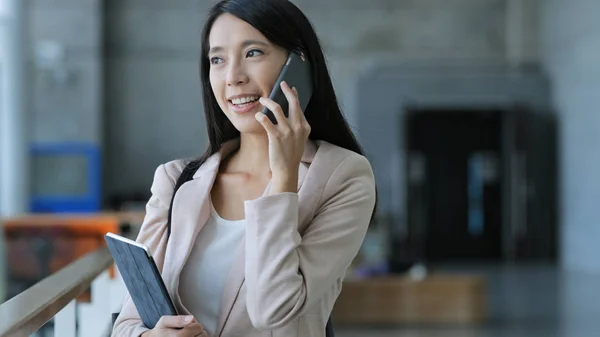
[105,232,177,329]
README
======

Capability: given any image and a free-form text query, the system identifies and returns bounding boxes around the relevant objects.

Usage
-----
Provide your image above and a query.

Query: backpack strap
[167,161,202,238]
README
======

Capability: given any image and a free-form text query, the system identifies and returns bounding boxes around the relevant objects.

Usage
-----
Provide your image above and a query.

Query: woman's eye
[210,57,223,65]
[246,49,263,58]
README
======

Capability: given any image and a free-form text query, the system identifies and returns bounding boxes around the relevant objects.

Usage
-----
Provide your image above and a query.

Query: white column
[78,270,113,337]
[0,0,28,304]
[55,300,77,337]
[0,0,29,217]
[541,0,600,272]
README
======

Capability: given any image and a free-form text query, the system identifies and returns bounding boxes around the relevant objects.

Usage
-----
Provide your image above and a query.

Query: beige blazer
[112,139,377,337]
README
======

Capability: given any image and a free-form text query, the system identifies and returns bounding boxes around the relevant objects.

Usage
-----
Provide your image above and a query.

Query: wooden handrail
[0,247,113,337]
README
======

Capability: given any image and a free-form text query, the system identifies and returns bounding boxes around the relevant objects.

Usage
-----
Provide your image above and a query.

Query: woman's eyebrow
[209,40,269,54]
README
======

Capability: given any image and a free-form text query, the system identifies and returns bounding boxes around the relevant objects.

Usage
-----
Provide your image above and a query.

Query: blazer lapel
[163,166,218,311]
[214,140,318,336]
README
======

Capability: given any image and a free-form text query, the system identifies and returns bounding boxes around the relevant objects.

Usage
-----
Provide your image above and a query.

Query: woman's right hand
[141,315,207,337]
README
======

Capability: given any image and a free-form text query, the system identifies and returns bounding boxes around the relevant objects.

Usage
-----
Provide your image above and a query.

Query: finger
[281,81,302,124]
[259,96,290,128]
[156,315,195,329]
[259,96,288,126]
[176,322,206,337]
[191,331,209,337]
[187,323,207,336]
[255,112,278,135]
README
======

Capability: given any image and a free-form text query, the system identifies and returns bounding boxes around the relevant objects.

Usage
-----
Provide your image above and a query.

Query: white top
[178,201,245,336]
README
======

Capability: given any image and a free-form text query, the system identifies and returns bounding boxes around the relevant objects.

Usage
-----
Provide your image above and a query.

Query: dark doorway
[405,109,503,262]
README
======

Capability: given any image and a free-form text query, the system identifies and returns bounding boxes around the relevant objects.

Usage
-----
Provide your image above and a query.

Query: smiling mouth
[228,95,263,114]
[229,95,260,106]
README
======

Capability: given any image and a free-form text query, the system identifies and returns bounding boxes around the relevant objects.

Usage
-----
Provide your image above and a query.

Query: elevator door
[406,109,503,262]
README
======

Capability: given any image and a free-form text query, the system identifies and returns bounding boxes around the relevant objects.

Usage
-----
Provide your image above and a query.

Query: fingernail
[281,81,288,87]
[184,316,193,323]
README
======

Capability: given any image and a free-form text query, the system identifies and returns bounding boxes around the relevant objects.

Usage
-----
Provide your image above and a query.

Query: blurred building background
[1,0,600,336]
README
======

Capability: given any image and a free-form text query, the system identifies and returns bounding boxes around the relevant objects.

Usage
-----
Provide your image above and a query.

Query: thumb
[156,315,195,329]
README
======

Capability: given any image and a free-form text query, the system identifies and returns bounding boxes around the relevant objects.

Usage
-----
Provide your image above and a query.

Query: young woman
[112,0,377,336]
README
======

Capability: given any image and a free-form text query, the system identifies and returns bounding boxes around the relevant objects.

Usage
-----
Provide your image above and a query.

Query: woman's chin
[231,119,267,135]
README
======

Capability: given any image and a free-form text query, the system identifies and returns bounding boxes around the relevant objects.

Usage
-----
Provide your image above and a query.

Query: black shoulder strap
[167,161,201,237]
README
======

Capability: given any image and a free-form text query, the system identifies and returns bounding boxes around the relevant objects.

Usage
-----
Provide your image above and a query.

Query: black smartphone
[262,52,313,124]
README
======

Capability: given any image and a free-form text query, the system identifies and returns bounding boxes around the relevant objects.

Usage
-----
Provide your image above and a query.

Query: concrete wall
[103,0,210,197]
[541,0,600,272]
[27,0,102,143]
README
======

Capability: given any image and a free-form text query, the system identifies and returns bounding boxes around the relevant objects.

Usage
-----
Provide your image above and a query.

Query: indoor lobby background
[1,0,600,336]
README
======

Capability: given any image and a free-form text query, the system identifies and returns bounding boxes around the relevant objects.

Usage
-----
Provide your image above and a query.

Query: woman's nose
[226,63,249,86]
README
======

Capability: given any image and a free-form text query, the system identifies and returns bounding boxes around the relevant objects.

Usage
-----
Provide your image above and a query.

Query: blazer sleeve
[243,154,376,329]
[111,164,177,337]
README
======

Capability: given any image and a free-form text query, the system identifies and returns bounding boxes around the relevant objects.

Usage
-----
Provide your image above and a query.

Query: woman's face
[208,13,288,134]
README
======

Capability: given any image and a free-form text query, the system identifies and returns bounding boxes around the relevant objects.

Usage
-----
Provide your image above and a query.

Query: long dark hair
[168,0,377,233]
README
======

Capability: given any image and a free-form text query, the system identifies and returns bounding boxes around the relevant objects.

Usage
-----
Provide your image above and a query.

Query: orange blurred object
[2,214,123,302]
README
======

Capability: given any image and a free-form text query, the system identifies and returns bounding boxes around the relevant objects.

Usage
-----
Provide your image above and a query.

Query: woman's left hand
[256,81,311,193]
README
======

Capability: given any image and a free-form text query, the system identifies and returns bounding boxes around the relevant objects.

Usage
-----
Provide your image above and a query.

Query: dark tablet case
[105,233,177,329]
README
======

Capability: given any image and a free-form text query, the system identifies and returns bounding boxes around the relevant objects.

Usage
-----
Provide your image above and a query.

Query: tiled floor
[335,264,600,337]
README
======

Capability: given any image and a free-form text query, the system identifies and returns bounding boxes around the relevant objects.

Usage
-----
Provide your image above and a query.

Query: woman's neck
[223,133,271,177]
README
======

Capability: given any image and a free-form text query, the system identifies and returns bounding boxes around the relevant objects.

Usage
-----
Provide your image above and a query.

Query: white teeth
[231,96,259,105]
